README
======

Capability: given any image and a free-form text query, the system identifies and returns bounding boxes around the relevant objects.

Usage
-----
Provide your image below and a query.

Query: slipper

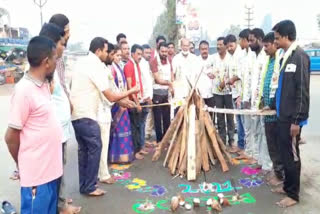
[1,201,17,214]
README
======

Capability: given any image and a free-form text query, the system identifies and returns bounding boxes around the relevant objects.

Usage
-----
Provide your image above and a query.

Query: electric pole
[244,5,254,29]
[33,0,48,27]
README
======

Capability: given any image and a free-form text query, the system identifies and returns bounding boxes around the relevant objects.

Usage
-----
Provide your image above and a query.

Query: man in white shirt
[97,42,118,185]
[197,40,215,119]
[150,42,174,144]
[140,44,154,142]
[211,37,235,148]
[235,29,257,161]
[172,38,198,106]
[225,34,245,153]
[71,37,137,196]
[248,28,272,170]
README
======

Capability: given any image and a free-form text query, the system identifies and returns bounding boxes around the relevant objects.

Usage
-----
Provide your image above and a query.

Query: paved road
[0,76,319,214]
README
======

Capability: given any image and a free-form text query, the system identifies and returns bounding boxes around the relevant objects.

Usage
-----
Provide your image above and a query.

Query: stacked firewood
[152,90,233,181]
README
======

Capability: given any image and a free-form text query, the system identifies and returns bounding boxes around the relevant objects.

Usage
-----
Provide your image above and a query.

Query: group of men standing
[194,20,310,208]
[4,16,309,214]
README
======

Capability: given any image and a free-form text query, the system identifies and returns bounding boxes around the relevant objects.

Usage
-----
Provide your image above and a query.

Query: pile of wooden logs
[152,90,233,181]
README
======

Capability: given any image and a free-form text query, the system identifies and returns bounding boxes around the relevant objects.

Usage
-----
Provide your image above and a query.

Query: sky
[1,0,319,48]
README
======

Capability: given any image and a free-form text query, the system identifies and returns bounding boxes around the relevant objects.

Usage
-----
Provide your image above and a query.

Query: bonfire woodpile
[152,88,233,181]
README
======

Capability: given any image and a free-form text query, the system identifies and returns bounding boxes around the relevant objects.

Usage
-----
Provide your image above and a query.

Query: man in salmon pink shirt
[5,36,63,214]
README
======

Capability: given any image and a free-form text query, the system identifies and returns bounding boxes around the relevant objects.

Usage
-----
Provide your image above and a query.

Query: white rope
[204,106,276,116]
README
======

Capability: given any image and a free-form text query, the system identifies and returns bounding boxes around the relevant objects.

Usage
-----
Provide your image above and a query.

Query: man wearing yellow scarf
[261,33,284,187]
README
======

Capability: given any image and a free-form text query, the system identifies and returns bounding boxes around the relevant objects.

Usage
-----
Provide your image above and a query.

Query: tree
[149,0,180,48]
[317,14,320,31]
[222,24,242,38]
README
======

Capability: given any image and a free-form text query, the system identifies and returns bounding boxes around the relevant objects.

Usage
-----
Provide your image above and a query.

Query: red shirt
[124,59,144,99]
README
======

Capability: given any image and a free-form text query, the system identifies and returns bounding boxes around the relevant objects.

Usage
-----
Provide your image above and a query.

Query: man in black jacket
[271,20,310,208]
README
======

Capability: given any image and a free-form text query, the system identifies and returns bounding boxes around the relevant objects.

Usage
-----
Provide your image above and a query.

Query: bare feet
[276,197,298,208]
[228,146,240,153]
[88,188,106,196]
[100,177,116,184]
[135,153,144,160]
[268,176,284,186]
[140,148,149,155]
[235,153,250,160]
[245,158,257,165]
[66,198,73,204]
[271,186,286,194]
[237,150,245,155]
[145,141,157,148]
[60,204,82,214]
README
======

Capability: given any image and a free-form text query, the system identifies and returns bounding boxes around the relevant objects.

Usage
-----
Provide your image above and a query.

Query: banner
[176,0,201,42]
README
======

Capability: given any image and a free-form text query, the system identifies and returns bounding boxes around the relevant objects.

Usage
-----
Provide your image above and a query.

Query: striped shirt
[56,58,69,97]
[263,58,277,122]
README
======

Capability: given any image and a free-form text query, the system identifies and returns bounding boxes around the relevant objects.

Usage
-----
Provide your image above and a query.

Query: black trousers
[276,121,301,201]
[204,96,215,123]
[265,122,284,180]
[129,106,148,153]
[214,94,235,145]
[153,94,171,143]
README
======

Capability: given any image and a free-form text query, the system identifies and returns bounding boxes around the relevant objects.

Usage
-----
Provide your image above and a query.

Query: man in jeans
[71,37,137,196]
[150,42,174,143]
[5,36,62,214]
[124,44,149,160]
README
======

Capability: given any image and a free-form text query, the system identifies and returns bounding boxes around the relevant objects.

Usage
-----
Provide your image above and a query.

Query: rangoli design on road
[239,177,264,188]
[241,166,262,175]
